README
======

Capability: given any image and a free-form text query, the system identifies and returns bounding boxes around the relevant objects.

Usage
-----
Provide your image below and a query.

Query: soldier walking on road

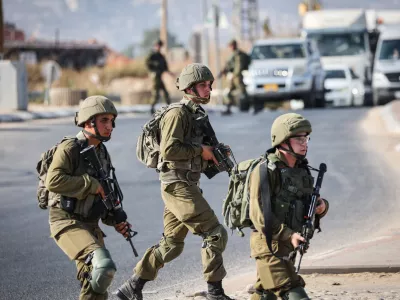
[219,39,250,116]
[115,64,233,300]
[248,113,329,300]
[43,96,133,300]
[146,39,174,114]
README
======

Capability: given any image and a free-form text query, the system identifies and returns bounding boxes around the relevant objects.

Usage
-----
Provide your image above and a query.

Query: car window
[325,70,346,79]
[308,32,366,56]
[379,39,400,60]
[251,44,305,60]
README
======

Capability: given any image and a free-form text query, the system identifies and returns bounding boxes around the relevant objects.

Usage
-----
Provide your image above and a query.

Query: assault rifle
[80,145,138,257]
[295,163,327,273]
[195,111,236,179]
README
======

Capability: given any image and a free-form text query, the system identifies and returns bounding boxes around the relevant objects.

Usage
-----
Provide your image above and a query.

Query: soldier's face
[194,81,212,98]
[85,113,115,138]
[288,131,309,155]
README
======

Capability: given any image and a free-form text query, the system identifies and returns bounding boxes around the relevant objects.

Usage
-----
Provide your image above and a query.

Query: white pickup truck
[243,38,325,110]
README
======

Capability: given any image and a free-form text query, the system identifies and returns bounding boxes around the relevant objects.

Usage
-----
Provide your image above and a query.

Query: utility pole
[212,0,222,105]
[307,0,314,11]
[0,0,4,60]
[233,0,259,44]
[201,0,209,66]
[160,0,168,54]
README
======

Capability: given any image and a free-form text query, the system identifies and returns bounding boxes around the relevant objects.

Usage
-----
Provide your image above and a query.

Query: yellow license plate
[263,84,279,91]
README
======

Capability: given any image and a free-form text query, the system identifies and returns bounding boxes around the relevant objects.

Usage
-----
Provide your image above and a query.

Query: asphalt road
[0,107,398,300]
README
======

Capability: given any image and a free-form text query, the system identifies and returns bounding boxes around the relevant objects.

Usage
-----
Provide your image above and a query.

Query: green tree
[140,28,182,54]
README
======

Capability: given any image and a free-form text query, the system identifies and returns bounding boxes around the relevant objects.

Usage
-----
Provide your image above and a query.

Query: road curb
[298,265,400,274]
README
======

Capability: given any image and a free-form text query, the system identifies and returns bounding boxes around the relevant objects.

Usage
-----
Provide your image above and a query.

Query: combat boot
[206,281,234,300]
[115,274,148,300]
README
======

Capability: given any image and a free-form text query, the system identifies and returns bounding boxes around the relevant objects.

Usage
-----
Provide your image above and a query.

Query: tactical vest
[268,154,314,233]
[48,131,111,219]
[159,99,208,184]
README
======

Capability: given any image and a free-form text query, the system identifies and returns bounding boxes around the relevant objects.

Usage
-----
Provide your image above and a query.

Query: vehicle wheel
[239,96,251,112]
[373,92,389,106]
[315,90,326,108]
[253,100,265,114]
[303,81,316,109]
[363,91,373,106]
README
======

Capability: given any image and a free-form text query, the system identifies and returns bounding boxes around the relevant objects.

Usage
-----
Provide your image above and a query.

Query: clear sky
[5,0,400,51]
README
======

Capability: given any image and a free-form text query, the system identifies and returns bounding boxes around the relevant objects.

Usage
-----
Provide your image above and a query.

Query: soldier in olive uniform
[219,39,249,116]
[146,39,174,114]
[115,64,233,300]
[248,113,329,300]
[46,96,132,300]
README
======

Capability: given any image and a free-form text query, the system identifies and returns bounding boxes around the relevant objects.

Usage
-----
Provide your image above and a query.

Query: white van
[372,25,400,105]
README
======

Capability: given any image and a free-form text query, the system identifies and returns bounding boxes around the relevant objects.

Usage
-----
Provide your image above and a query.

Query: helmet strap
[279,141,306,161]
[184,91,210,105]
[84,117,111,142]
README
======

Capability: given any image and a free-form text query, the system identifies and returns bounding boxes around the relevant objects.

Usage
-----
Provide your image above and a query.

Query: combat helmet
[176,63,214,91]
[75,95,118,142]
[271,113,312,159]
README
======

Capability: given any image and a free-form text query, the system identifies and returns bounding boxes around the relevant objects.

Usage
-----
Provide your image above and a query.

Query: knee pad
[89,248,116,294]
[154,236,185,264]
[281,286,310,300]
[203,224,228,252]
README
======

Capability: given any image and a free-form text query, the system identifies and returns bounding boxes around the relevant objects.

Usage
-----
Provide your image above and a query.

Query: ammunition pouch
[273,199,307,233]
[60,196,76,214]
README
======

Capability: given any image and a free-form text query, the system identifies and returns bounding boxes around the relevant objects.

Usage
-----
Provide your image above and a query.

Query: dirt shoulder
[180,271,400,300]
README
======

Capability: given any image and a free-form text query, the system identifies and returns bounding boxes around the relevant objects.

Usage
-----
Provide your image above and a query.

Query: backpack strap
[58,136,86,173]
[259,158,291,261]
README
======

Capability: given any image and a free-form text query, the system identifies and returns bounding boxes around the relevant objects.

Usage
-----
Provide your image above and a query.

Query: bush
[101,60,148,84]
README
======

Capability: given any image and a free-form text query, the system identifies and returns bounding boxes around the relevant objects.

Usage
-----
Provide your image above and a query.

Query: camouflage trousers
[134,181,228,282]
[51,216,111,300]
[151,73,170,109]
[249,232,306,299]
[226,75,247,110]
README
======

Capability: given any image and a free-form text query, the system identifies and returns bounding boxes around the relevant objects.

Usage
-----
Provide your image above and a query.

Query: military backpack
[136,103,184,169]
[222,156,264,236]
[35,137,83,209]
[240,51,251,71]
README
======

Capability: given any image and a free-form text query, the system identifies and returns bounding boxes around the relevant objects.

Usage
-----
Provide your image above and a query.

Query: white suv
[243,38,326,110]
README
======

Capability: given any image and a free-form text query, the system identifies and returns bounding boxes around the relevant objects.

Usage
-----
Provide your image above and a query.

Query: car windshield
[378,39,400,60]
[251,44,305,60]
[325,70,346,79]
[308,32,366,56]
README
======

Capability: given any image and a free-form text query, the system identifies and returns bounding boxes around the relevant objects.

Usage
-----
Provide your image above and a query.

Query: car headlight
[249,68,269,77]
[352,88,359,95]
[273,69,289,77]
